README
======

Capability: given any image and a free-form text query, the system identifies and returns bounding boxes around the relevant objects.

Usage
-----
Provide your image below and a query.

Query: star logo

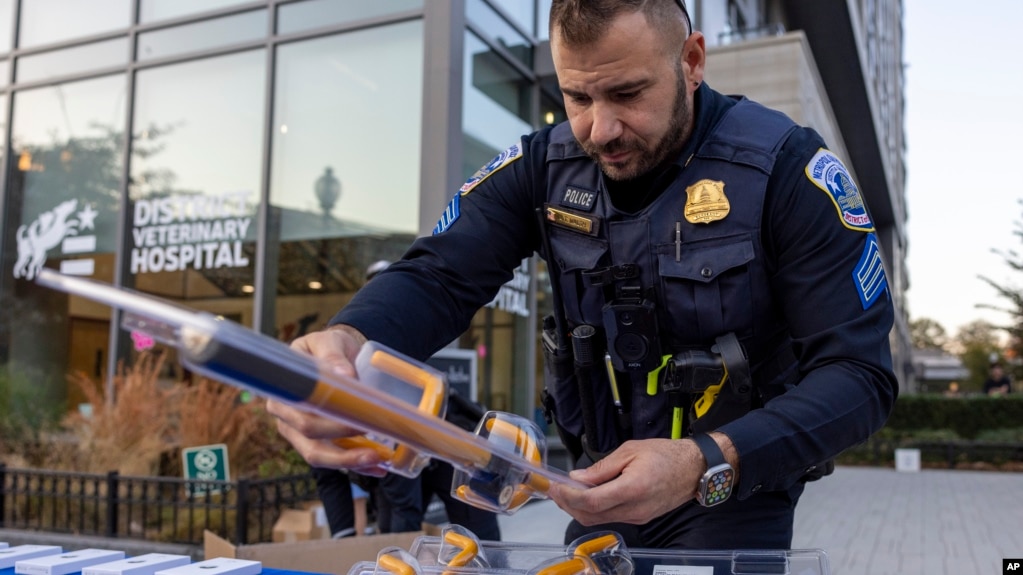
[77,204,98,230]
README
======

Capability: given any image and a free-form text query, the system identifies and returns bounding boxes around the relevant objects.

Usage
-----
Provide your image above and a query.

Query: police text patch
[853,233,888,310]
[806,148,874,232]
[432,193,460,235]
[560,186,597,211]
[460,141,523,194]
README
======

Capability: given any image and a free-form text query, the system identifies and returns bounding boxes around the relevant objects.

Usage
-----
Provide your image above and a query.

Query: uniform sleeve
[328,132,550,361]
[719,127,899,499]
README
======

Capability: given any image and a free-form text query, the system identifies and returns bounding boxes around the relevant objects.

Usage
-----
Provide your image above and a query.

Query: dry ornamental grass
[53,350,303,479]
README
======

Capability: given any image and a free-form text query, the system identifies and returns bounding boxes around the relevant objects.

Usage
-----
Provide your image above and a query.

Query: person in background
[268,0,897,550]
[307,260,392,538]
[310,467,369,538]
[942,381,961,398]
[983,362,1012,397]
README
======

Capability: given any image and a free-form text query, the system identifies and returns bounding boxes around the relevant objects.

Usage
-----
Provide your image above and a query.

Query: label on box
[16,549,125,575]
[82,554,191,575]
[0,547,63,569]
[652,566,713,575]
[154,558,260,575]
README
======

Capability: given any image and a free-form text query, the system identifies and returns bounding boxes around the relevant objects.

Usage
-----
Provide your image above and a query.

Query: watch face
[700,464,734,507]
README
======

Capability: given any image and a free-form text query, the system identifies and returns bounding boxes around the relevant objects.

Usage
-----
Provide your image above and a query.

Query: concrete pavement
[497,465,1023,575]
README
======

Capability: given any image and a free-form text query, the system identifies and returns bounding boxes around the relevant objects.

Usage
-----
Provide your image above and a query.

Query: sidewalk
[497,466,1023,575]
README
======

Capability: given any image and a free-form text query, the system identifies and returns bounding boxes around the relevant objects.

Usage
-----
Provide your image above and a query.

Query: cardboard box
[271,508,330,543]
[204,528,437,575]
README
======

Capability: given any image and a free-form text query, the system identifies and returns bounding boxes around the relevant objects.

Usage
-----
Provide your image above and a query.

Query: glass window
[537,0,552,41]
[0,59,9,86]
[0,93,5,160]
[139,0,255,24]
[461,29,533,420]
[268,21,422,340]
[19,0,131,49]
[137,10,267,61]
[277,0,422,35]
[17,38,128,84]
[540,78,565,127]
[487,0,535,38]
[466,0,532,70]
[0,0,14,53]
[1,75,126,411]
[129,50,264,330]
[462,30,531,170]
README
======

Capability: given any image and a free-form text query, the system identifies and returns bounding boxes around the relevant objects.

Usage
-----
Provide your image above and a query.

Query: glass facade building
[0,0,564,424]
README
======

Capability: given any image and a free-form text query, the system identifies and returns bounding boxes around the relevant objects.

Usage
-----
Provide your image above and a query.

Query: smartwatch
[692,433,735,507]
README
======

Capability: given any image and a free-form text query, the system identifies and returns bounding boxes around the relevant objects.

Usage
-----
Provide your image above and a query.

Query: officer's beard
[585,69,691,182]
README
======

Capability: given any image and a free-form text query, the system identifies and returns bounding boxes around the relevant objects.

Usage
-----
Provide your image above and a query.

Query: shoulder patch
[432,192,460,235]
[853,232,888,310]
[460,141,523,194]
[805,148,874,232]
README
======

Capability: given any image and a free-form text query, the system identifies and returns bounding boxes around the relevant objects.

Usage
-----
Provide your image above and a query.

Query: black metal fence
[0,464,318,545]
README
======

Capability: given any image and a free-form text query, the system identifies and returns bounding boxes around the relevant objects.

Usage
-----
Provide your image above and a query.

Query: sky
[903,0,1023,337]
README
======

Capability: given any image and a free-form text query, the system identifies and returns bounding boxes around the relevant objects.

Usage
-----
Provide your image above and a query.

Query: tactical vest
[543,99,801,454]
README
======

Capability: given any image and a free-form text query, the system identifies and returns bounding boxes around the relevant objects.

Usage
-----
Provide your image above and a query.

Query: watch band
[692,433,734,507]
[692,433,726,468]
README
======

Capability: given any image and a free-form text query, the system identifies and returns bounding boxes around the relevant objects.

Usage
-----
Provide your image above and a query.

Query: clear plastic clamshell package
[35,269,586,512]
[350,525,829,575]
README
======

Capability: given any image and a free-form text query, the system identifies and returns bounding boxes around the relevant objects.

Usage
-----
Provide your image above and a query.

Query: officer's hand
[266,325,387,477]
[547,438,704,525]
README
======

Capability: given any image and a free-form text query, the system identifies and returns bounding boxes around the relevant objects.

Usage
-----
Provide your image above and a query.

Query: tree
[977,198,1023,379]
[910,317,948,350]
[952,320,1002,392]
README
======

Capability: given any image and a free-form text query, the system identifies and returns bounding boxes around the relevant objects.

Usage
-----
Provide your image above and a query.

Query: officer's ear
[681,32,706,90]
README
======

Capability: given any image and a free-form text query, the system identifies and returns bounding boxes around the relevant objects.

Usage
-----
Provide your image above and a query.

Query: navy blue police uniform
[331,83,898,549]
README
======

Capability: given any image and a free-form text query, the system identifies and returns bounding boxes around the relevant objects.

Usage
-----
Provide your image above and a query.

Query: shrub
[19,350,309,480]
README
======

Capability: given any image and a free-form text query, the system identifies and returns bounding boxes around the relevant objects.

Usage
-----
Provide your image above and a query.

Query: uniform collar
[604,83,737,212]
[671,82,738,168]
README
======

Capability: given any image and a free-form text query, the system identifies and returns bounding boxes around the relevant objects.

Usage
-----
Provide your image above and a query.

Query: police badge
[684,179,730,224]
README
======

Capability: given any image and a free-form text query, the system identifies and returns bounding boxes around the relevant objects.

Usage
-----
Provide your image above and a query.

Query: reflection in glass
[0,0,13,52]
[137,10,267,61]
[19,0,131,49]
[1,76,125,412]
[7,75,126,259]
[537,0,552,41]
[17,38,128,84]
[487,0,536,38]
[540,78,566,126]
[139,0,255,24]
[461,28,534,425]
[462,30,532,175]
[268,22,423,340]
[466,0,533,69]
[277,0,422,35]
[130,50,264,314]
[0,93,5,164]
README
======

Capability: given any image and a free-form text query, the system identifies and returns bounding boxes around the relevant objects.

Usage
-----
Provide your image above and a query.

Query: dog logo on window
[14,199,80,280]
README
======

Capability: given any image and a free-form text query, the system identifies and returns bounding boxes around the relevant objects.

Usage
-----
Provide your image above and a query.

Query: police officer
[268,0,897,550]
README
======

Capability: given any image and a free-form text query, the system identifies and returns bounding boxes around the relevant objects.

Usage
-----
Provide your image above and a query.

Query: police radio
[584,264,663,373]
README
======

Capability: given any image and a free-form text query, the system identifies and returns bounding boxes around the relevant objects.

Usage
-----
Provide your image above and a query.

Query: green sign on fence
[182,443,230,497]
